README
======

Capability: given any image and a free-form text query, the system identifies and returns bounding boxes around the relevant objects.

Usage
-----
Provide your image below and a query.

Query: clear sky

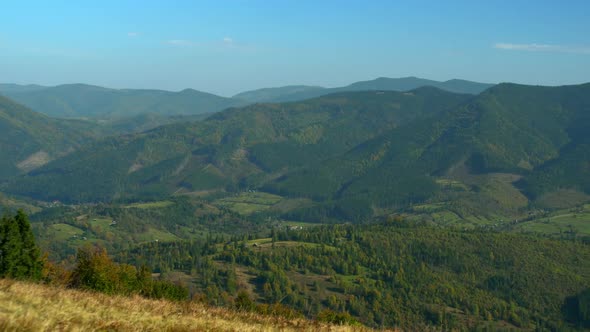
[1,0,589,96]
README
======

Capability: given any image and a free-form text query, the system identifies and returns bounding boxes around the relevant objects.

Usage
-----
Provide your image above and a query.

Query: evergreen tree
[0,214,22,277]
[15,210,42,279]
[0,210,42,280]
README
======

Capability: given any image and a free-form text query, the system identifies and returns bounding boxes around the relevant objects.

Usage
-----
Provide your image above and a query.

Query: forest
[4,208,590,329]
[117,219,590,330]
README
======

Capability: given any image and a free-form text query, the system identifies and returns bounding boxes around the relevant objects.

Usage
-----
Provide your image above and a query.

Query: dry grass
[0,279,377,332]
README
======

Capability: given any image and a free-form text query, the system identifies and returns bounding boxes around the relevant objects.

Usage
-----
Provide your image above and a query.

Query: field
[512,204,590,237]
[0,279,375,332]
[405,206,501,230]
[0,192,41,214]
[213,192,283,215]
[434,178,470,191]
[212,191,315,216]
[249,240,332,251]
[402,174,590,236]
[535,190,590,209]
[401,173,533,229]
[123,201,174,209]
[46,223,84,241]
[36,214,182,259]
[281,220,323,228]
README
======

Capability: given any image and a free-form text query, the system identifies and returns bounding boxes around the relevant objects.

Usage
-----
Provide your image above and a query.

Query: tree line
[1,210,187,302]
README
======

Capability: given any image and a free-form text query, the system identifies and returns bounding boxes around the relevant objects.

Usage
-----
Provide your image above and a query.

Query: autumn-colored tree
[69,246,187,300]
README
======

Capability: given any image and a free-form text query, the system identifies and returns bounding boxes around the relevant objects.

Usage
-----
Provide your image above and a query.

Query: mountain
[1,78,492,120]
[0,83,47,94]
[0,84,244,119]
[339,77,494,95]
[233,85,326,103]
[233,77,494,103]
[0,95,95,180]
[5,83,590,221]
[271,82,590,219]
[4,88,470,203]
[439,79,497,94]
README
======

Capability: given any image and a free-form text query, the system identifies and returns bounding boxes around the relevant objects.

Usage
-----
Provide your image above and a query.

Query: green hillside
[4,88,469,203]
[0,84,244,119]
[263,83,590,220]
[4,83,590,223]
[27,195,271,261]
[0,95,96,179]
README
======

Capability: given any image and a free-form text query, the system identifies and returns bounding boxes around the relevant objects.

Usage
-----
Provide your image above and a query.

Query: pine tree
[0,210,42,280]
[15,210,42,279]
[0,214,23,277]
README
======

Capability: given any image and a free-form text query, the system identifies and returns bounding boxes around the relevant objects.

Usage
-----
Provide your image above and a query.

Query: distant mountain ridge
[1,77,493,119]
[233,77,495,103]
[0,83,47,94]
[0,83,245,119]
[232,85,326,103]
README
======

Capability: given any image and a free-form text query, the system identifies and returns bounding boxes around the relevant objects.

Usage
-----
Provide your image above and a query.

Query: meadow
[0,279,376,332]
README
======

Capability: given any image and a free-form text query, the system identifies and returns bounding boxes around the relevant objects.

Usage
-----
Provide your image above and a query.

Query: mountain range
[233,77,494,103]
[0,83,243,119]
[1,77,493,120]
[3,82,589,222]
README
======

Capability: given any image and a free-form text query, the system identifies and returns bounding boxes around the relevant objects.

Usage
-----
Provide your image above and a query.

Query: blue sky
[1,0,589,96]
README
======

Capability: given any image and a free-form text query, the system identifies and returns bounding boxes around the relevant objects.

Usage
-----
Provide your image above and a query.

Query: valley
[1,80,589,330]
[3,2,590,330]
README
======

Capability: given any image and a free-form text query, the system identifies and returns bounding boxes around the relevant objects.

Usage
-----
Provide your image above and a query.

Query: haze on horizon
[1,0,589,96]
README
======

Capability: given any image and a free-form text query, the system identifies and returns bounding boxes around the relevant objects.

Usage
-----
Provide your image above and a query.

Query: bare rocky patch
[17,151,51,172]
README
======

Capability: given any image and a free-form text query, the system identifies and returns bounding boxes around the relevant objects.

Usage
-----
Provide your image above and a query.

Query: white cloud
[494,43,590,54]
[167,39,193,46]
[223,37,234,45]
[127,32,139,37]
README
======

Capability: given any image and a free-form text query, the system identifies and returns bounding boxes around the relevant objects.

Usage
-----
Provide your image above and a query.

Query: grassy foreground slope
[0,279,372,332]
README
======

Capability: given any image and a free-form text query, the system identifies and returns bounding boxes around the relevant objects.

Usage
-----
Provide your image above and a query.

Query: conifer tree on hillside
[0,210,42,280]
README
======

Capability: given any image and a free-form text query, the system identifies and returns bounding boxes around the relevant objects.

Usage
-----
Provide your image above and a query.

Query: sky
[1,0,589,96]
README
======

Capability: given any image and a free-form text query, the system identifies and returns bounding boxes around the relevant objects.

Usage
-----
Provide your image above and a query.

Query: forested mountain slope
[5,83,590,221]
[4,88,470,203]
[272,83,590,211]
[0,96,95,179]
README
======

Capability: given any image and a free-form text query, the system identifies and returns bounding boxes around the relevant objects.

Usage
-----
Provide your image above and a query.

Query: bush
[69,246,187,301]
[317,309,359,325]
